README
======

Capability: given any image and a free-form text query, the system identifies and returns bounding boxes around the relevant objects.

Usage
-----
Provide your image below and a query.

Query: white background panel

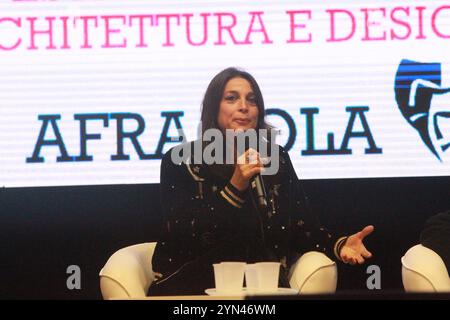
[0,0,449,187]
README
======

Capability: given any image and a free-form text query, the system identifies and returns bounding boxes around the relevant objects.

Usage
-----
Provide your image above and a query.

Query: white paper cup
[256,262,280,292]
[245,262,280,293]
[213,264,224,292]
[213,262,246,294]
[244,264,259,293]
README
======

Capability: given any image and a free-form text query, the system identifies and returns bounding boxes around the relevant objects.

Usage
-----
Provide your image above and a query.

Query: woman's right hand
[230,148,264,191]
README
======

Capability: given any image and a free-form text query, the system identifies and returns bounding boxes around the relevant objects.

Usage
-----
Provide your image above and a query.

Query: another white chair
[401,244,450,292]
[99,242,156,299]
[289,251,338,294]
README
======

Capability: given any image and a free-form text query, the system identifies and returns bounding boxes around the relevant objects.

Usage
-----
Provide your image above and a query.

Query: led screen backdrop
[1,0,449,187]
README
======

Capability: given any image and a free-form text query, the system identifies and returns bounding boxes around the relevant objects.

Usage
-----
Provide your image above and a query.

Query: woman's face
[217,77,259,132]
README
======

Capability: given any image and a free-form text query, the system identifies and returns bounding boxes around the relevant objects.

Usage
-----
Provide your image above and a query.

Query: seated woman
[149,67,374,296]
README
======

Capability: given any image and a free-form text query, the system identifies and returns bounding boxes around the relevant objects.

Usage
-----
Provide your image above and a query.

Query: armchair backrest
[99,242,157,299]
[401,244,450,292]
[289,251,338,294]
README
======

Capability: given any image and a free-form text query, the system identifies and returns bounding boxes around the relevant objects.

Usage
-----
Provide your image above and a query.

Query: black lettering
[110,113,153,160]
[154,111,186,157]
[26,114,72,163]
[266,108,296,151]
[340,106,382,154]
[301,108,348,155]
[74,113,109,161]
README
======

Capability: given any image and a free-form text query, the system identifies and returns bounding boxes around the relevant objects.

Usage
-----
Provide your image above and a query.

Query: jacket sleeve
[280,147,345,261]
[419,210,450,273]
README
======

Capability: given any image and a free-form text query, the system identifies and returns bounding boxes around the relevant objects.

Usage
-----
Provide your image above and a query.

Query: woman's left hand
[340,225,374,265]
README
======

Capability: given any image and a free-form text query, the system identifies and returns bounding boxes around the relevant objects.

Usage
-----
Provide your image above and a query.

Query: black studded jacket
[149,141,342,296]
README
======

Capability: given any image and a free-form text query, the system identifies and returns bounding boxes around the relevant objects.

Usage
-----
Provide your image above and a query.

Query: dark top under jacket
[149,141,343,296]
[420,210,450,276]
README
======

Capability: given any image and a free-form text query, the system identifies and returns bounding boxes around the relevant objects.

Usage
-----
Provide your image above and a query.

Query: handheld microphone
[250,173,268,213]
[244,140,269,214]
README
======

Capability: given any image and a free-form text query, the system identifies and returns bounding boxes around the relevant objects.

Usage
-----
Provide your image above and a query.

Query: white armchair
[99,242,156,299]
[401,244,450,292]
[289,251,338,294]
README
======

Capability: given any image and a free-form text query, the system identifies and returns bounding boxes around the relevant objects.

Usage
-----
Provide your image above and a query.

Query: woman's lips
[234,119,250,125]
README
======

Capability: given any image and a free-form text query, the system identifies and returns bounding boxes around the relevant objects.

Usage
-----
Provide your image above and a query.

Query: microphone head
[257,197,268,211]
[251,175,269,213]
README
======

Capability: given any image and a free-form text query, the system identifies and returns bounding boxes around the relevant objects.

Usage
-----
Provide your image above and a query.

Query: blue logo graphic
[395,59,450,161]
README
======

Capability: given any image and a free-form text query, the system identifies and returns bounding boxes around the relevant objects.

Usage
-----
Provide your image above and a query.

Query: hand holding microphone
[230,149,268,213]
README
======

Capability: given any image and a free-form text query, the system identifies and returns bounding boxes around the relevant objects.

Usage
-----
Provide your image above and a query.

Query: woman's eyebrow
[223,90,254,95]
[224,90,238,94]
